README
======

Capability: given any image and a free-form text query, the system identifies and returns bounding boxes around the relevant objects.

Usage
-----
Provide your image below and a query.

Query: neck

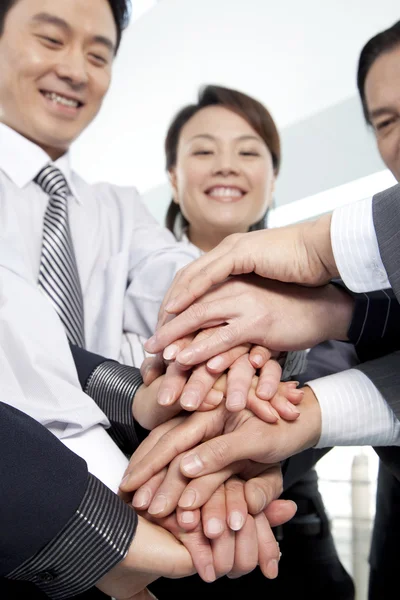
[188,224,245,252]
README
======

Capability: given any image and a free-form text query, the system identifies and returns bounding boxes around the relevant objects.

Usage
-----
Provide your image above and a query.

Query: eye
[375,116,397,131]
[193,150,213,156]
[39,35,63,46]
[89,54,108,66]
[240,151,260,157]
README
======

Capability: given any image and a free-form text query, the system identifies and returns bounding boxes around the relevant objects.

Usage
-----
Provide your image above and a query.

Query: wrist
[303,214,339,284]
[319,284,355,342]
[297,385,322,448]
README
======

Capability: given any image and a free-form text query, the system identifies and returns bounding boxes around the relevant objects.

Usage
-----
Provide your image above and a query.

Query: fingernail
[158,389,174,406]
[228,511,244,531]
[148,494,167,515]
[227,391,246,410]
[206,517,224,536]
[253,488,267,512]
[179,488,197,508]
[177,349,194,365]
[204,564,216,583]
[163,344,179,361]
[133,488,151,509]
[180,510,195,524]
[144,337,157,353]
[206,389,224,406]
[286,401,300,414]
[266,559,279,579]
[165,299,177,313]
[180,390,200,410]
[287,381,299,388]
[181,454,204,475]
[252,354,264,368]
[258,384,275,399]
[207,356,224,371]
[120,473,130,488]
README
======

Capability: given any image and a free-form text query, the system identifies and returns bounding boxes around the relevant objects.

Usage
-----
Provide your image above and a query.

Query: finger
[121,406,227,491]
[177,506,202,532]
[119,415,186,491]
[225,476,247,532]
[269,388,302,421]
[201,484,227,539]
[225,353,255,411]
[228,514,258,578]
[157,361,190,407]
[164,249,237,316]
[141,354,165,386]
[211,523,235,577]
[162,333,197,363]
[206,343,250,374]
[147,455,189,518]
[264,499,297,527]
[255,359,282,400]
[254,512,280,579]
[249,345,272,370]
[160,512,216,583]
[246,394,280,423]
[179,363,220,411]
[132,468,167,511]
[147,299,244,359]
[178,461,247,510]
[285,383,305,405]
[197,387,225,412]
[244,465,283,514]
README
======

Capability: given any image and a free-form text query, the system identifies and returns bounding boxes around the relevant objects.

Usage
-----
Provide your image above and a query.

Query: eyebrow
[189,134,262,142]
[31,12,116,54]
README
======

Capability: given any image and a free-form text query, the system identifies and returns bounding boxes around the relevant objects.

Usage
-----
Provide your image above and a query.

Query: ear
[169,169,179,205]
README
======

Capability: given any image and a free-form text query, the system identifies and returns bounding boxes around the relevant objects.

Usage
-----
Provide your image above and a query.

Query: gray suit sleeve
[355,351,400,420]
[372,183,400,299]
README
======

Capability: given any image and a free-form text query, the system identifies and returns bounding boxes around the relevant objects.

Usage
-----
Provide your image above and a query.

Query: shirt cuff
[306,369,400,447]
[85,361,143,454]
[6,474,137,599]
[331,196,390,292]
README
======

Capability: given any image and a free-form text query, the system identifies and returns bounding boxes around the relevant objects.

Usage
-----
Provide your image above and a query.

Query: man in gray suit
[356,19,400,599]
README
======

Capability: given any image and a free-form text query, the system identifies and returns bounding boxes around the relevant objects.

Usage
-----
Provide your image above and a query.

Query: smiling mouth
[206,186,246,199]
[40,90,84,109]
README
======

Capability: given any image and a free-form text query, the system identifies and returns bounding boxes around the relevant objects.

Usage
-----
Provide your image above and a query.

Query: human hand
[154,214,337,320]
[120,387,321,494]
[145,277,354,368]
[95,514,194,598]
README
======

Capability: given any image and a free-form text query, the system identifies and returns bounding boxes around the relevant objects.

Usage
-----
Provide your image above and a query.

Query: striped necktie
[35,164,86,347]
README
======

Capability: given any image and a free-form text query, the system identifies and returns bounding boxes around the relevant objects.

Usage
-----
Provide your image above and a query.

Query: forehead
[181,105,260,141]
[8,0,117,44]
[365,45,400,112]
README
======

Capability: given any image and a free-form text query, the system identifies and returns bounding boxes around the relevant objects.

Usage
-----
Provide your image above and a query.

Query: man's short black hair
[0,0,131,52]
[357,20,400,124]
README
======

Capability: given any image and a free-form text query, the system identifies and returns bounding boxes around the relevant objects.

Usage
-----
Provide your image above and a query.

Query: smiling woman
[0,0,129,160]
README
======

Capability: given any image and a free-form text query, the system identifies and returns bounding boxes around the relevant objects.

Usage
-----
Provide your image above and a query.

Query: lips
[40,90,84,109]
[205,185,246,200]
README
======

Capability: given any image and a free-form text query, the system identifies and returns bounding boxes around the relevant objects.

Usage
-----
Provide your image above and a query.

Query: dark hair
[0,0,131,51]
[165,84,280,235]
[357,20,400,123]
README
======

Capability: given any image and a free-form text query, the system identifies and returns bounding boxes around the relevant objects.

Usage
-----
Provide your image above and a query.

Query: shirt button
[36,571,56,583]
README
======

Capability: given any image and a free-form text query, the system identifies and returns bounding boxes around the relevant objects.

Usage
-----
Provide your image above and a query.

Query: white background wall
[71,0,400,221]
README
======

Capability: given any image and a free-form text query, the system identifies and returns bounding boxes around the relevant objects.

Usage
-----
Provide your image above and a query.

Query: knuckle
[207,437,231,467]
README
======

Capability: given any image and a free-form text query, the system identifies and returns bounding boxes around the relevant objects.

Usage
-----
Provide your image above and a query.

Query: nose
[212,150,240,176]
[54,47,88,89]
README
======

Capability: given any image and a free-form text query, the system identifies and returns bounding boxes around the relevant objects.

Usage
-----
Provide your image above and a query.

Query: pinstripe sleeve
[331,196,390,292]
[85,361,144,454]
[6,474,137,599]
[307,369,400,447]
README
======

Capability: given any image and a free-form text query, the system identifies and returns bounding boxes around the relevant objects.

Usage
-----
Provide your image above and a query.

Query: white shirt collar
[0,123,81,203]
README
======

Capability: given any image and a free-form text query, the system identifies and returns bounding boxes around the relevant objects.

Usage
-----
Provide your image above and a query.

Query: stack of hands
[106,221,353,598]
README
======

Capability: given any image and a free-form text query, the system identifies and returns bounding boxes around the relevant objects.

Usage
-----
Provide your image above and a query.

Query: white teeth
[208,187,243,198]
[44,92,79,108]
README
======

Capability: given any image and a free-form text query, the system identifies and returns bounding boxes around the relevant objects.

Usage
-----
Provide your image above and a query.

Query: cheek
[378,134,400,171]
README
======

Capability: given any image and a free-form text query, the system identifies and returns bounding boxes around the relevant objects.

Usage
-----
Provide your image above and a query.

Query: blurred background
[70,2,400,597]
